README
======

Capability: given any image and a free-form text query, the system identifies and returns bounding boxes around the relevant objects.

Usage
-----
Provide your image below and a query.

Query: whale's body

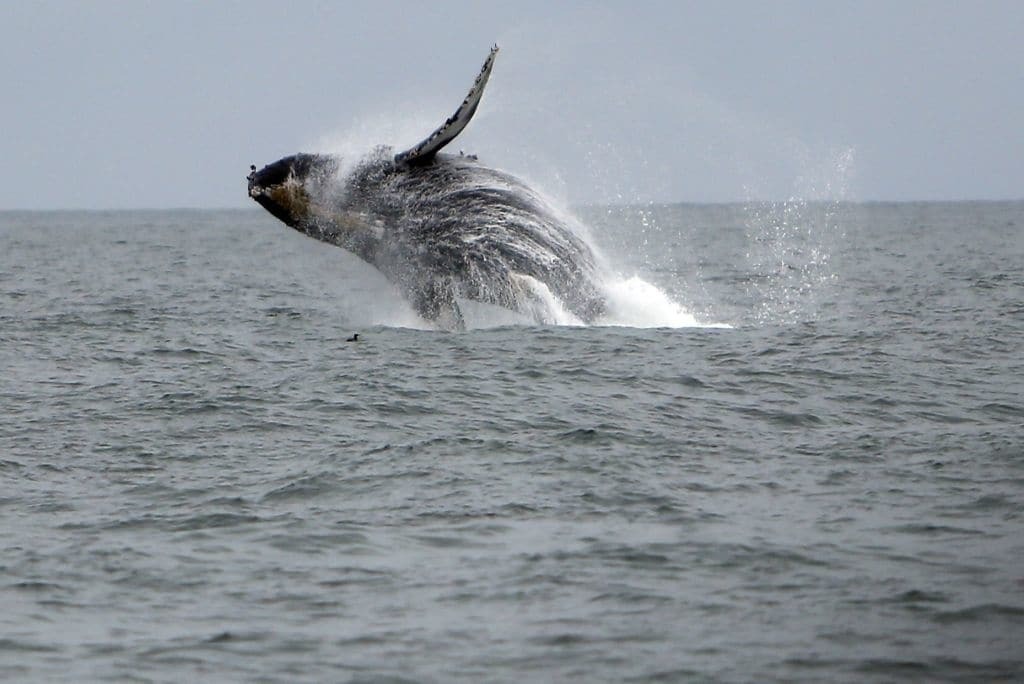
[248,47,605,329]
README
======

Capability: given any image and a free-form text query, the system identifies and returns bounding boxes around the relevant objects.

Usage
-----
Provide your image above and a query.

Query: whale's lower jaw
[248,154,340,231]
[250,189,300,229]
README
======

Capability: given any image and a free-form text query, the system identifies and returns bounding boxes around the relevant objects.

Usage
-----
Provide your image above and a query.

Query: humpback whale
[248,46,605,329]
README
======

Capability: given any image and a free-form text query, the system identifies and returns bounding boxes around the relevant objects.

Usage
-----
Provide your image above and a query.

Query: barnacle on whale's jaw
[247,154,335,228]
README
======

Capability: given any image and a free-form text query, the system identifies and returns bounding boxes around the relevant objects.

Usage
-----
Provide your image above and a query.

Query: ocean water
[1,201,1022,682]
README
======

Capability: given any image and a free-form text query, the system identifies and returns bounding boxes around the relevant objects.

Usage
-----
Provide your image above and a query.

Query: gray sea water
[2,201,1023,682]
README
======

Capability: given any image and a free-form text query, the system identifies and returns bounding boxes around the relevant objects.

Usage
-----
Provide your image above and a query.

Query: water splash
[304,117,730,331]
[510,274,584,326]
[311,110,447,184]
[742,146,855,324]
[597,275,729,329]
[513,184,728,329]
[472,272,730,330]
[446,272,727,331]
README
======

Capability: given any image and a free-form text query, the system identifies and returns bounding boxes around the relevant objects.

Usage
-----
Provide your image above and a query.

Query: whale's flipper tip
[394,45,500,167]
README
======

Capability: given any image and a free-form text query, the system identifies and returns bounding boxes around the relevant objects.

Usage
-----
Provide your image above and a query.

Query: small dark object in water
[346,333,359,342]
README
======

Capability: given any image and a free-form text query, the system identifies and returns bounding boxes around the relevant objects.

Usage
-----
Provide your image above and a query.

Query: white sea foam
[596,275,730,329]
[451,274,729,331]
[511,274,585,326]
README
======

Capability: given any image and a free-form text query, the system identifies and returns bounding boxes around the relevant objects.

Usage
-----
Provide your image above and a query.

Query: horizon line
[3,197,1023,212]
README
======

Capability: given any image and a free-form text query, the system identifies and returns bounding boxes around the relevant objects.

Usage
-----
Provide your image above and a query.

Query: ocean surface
[2,201,1023,682]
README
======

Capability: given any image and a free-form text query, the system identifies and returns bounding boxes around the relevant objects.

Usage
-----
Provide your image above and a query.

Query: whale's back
[348,154,605,320]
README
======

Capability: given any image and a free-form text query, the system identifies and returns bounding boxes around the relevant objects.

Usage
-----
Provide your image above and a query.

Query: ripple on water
[3,205,1024,681]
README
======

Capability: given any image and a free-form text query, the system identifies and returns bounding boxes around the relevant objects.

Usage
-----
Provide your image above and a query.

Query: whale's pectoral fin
[412,278,465,331]
[394,45,499,167]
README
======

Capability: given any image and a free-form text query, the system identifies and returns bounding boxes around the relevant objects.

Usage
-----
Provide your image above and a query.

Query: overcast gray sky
[2,1,1021,208]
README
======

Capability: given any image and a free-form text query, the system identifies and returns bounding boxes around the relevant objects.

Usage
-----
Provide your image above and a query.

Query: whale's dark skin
[247,47,605,329]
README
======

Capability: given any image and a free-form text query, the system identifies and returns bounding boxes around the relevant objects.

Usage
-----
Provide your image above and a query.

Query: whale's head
[247,154,338,227]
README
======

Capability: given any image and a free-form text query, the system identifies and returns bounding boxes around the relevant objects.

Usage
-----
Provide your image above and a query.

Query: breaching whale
[248,46,605,329]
